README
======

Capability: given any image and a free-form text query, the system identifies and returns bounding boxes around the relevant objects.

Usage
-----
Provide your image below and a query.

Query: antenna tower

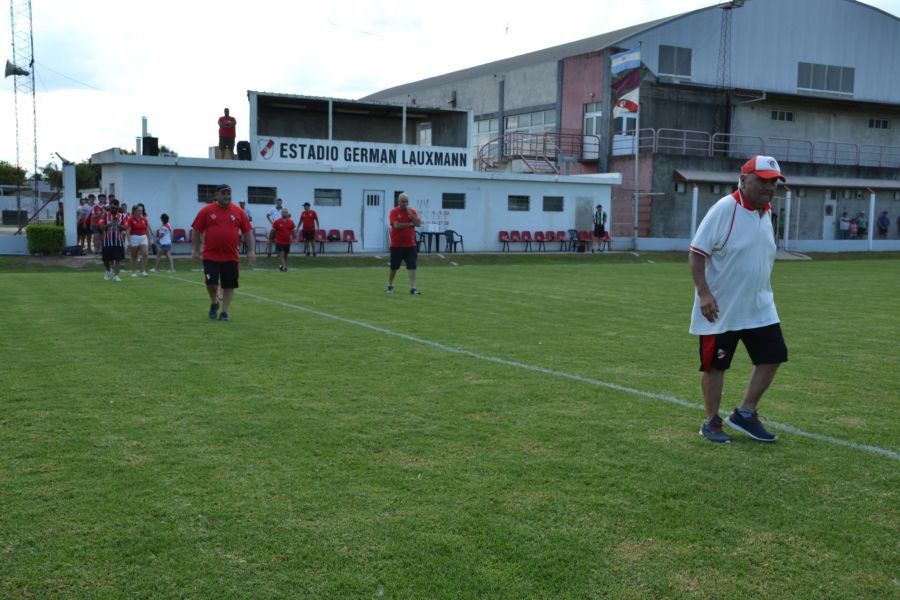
[8,0,38,225]
[716,2,735,89]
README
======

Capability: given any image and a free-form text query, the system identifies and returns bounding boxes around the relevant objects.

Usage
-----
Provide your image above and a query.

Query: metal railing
[477,128,900,170]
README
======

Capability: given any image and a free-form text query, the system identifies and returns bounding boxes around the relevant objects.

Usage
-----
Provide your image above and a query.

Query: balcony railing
[478,128,900,170]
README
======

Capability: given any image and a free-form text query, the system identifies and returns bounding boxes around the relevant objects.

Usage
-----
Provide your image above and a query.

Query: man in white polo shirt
[689,155,788,443]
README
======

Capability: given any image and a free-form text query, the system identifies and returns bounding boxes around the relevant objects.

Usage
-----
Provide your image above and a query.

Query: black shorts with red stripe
[699,323,788,372]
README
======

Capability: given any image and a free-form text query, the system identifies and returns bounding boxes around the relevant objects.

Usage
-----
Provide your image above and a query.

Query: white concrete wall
[94,153,619,253]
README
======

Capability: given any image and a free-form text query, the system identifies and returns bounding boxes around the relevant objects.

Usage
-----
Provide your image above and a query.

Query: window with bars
[314,188,342,207]
[508,195,530,211]
[771,110,794,122]
[542,196,563,212]
[442,193,465,210]
[247,186,277,205]
[197,184,218,203]
[869,118,890,129]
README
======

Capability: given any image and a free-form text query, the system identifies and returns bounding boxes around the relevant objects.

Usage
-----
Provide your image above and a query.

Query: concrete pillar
[63,163,77,246]
[867,188,876,251]
[690,183,699,238]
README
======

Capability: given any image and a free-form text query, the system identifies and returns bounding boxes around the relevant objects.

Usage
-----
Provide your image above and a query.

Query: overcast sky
[1,0,897,171]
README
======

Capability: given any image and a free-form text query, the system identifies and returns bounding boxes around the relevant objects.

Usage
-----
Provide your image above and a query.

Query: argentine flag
[611,47,641,74]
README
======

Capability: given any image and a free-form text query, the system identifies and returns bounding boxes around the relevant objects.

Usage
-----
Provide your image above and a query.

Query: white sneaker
[113,275,122,282]
[104,271,111,281]
[149,268,157,272]
[141,271,148,277]
[168,269,176,273]
[131,272,137,278]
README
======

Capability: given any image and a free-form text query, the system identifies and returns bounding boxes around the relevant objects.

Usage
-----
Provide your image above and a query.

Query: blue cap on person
[215,183,231,192]
[740,155,786,182]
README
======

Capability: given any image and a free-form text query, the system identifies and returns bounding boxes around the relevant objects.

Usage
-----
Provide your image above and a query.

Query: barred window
[197,184,218,203]
[543,196,563,212]
[315,188,342,207]
[442,192,465,210]
[247,186,277,205]
[508,195,530,211]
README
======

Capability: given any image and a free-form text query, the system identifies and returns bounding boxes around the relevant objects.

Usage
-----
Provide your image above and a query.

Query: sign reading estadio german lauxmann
[256,137,470,171]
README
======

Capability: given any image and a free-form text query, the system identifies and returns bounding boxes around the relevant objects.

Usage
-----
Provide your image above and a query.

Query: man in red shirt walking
[387,192,422,295]
[191,184,255,321]
[297,202,319,256]
[217,108,237,159]
[271,208,296,272]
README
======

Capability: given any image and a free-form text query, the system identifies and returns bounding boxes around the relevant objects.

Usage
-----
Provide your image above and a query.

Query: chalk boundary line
[170,275,899,462]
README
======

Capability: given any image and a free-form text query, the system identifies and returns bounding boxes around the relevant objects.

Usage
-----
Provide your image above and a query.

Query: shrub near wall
[26,225,65,255]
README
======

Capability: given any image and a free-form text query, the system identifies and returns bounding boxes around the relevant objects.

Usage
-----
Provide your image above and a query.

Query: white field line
[171,275,900,462]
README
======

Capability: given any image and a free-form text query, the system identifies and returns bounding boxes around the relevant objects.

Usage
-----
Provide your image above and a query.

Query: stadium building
[363,0,900,252]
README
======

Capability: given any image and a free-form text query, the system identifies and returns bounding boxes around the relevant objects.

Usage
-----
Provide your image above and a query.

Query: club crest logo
[259,139,276,160]
[717,348,728,360]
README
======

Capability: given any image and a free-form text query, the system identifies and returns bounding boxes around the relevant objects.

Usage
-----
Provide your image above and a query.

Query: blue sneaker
[386,285,394,294]
[726,408,777,442]
[219,312,229,322]
[699,415,731,443]
[410,288,422,295]
[208,302,219,319]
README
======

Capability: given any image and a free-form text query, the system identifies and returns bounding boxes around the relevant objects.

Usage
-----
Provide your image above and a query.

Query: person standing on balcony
[877,211,889,239]
[690,156,787,444]
[217,108,237,159]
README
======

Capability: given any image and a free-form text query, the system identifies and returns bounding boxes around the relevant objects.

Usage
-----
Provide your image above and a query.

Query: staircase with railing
[478,130,601,174]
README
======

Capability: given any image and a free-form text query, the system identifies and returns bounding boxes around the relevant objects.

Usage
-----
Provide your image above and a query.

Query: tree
[42,163,63,190]
[76,160,101,190]
[0,160,27,185]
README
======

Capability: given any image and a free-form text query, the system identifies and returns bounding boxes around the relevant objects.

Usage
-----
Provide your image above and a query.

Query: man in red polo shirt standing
[387,192,422,295]
[297,202,319,257]
[217,108,237,159]
[191,184,254,321]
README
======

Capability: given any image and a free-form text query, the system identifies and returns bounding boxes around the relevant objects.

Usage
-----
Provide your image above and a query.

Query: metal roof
[361,14,683,100]
[674,169,900,190]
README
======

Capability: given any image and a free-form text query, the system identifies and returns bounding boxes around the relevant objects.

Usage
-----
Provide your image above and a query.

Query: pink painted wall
[560,52,605,175]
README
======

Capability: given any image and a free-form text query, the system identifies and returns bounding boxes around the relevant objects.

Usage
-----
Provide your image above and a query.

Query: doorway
[823,197,837,240]
[363,190,385,250]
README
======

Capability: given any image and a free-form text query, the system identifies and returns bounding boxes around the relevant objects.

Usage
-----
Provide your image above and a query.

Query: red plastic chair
[172,228,187,243]
[509,230,522,252]
[498,230,511,252]
[533,230,546,252]
[342,230,357,253]
[314,229,328,254]
[555,230,567,251]
[519,230,534,252]
[578,230,593,252]
[599,231,613,252]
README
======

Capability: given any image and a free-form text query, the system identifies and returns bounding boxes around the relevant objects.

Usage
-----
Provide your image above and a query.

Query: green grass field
[1,253,898,598]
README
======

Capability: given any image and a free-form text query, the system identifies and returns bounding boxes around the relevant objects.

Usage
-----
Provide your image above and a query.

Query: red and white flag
[613,88,639,118]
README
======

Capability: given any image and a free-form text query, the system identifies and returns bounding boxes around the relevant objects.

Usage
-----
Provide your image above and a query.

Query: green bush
[26,225,65,255]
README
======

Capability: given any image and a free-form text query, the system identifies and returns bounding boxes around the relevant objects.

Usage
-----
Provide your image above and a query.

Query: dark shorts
[301,229,315,242]
[91,226,101,234]
[203,259,239,290]
[219,136,235,151]
[594,225,605,237]
[390,246,417,271]
[699,323,788,372]
[101,245,125,262]
[276,243,291,255]
[77,223,88,235]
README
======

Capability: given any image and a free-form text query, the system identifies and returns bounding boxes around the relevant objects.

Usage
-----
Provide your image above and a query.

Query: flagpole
[632,42,642,250]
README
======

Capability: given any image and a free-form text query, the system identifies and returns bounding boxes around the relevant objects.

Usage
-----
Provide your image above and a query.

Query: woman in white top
[153,213,176,272]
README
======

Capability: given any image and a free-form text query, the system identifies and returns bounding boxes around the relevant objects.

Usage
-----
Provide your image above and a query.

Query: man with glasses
[690,156,788,444]
[191,184,255,321]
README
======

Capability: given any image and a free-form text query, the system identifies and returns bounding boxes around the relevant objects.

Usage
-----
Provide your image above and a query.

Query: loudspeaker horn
[5,60,29,77]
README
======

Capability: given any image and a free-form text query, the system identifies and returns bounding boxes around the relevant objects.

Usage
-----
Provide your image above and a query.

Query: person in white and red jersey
[90,194,108,255]
[690,155,788,444]
[297,201,319,256]
[386,192,422,295]
[152,213,175,273]
[125,204,151,278]
[271,208,296,272]
[191,184,254,321]
[98,199,127,281]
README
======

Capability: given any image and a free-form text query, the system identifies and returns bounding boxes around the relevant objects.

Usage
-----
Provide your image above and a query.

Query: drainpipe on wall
[783,186,792,251]
[867,188,876,251]
[690,183,699,238]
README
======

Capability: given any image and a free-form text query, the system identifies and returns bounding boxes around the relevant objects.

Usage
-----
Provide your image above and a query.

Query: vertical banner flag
[610,47,641,74]
[613,88,640,118]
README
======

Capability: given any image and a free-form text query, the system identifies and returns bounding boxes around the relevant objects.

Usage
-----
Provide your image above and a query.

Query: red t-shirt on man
[191,202,251,262]
[218,116,236,138]
[299,209,319,231]
[389,206,419,248]
[272,218,296,245]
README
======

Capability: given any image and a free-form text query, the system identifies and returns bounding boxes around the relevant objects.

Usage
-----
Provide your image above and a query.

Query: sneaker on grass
[386,285,394,294]
[725,408,777,442]
[219,312,229,321]
[699,415,731,443]
[104,271,111,281]
[208,302,219,320]
[112,275,122,282]
[410,288,422,295]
